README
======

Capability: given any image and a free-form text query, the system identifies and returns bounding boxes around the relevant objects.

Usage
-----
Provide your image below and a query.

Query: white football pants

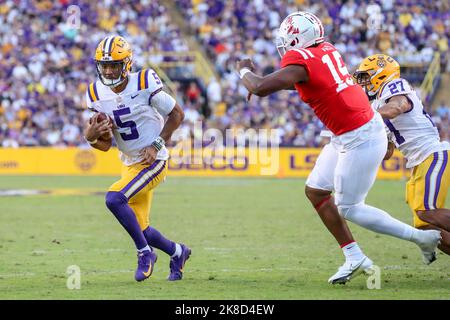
[306,113,418,242]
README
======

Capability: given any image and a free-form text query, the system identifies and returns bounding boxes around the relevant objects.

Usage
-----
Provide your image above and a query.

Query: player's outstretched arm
[378,95,412,119]
[83,114,113,152]
[236,59,308,97]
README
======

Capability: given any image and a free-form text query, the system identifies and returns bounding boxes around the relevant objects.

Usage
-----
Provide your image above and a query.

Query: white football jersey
[85,69,176,166]
[371,78,450,168]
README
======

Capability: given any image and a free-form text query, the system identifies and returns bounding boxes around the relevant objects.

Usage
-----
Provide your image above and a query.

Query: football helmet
[353,54,400,97]
[95,36,133,87]
[276,11,325,57]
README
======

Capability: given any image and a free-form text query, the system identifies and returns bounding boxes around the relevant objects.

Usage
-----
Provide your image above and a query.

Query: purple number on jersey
[152,71,161,85]
[384,119,405,145]
[388,80,405,95]
[113,108,139,141]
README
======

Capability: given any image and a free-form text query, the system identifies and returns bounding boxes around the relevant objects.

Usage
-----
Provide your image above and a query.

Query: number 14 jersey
[371,78,450,168]
[85,69,175,165]
[280,42,374,136]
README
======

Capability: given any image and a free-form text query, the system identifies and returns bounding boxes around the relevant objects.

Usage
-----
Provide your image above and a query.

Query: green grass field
[0,176,448,300]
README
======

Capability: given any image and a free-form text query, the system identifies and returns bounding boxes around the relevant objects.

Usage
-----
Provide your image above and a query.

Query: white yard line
[0,272,36,278]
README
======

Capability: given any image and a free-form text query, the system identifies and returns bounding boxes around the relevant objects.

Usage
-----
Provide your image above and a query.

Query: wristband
[151,136,165,151]
[85,137,98,145]
[239,68,251,79]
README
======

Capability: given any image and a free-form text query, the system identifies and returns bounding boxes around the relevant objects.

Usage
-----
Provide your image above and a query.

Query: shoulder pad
[87,82,100,103]
[137,68,163,93]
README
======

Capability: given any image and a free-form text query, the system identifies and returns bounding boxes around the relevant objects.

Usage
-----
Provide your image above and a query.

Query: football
[91,112,113,140]
[92,112,111,124]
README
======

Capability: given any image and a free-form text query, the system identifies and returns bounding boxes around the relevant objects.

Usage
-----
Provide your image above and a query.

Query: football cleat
[417,230,441,265]
[135,250,157,282]
[328,256,373,285]
[168,244,191,281]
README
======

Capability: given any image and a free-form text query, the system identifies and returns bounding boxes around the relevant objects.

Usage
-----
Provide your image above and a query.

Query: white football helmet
[276,11,325,57]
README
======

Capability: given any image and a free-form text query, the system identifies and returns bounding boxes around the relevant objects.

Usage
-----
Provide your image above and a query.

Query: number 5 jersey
[371,78,449,168]
[85,69,176,165]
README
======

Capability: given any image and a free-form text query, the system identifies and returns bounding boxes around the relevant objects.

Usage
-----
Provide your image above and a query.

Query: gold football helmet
[95,36,133,87]
[353,54,400,97]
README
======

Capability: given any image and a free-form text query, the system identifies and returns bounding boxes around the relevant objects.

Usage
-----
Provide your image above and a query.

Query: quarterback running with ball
[236,12,442,284]
[83,35,191,282]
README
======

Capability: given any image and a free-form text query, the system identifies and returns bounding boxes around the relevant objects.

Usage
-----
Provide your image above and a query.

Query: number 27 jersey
[371,78,450,168]
[85,69,174,166]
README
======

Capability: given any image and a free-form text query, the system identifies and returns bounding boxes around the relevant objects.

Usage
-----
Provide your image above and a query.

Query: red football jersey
[280,42,373,135]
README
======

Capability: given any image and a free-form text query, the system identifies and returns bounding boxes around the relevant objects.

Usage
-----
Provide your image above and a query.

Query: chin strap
[97,60,129,88]
[101,75,126,88]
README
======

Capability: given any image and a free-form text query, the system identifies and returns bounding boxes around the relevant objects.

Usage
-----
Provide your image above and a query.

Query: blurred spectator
[186,82,202,104]
[436,101,450,118]
[207,77,222,109]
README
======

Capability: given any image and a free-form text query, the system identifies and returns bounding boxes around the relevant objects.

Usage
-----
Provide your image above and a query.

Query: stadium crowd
[176,0,450,145]
[0,0,448,148]
[0,0,189,147]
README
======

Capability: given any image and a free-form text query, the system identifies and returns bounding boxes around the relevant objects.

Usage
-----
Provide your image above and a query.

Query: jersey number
[384,119,405,145]
[152,71,161,85]
[388,81,405,95]
[322,51,354,93]
[113,108,139,141]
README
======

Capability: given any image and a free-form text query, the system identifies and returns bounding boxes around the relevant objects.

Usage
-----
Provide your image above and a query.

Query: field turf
[0,176,448,299]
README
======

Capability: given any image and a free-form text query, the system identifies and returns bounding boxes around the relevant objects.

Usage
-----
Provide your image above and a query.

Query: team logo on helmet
[276,11,325,57]
[377,56,386,67]
[354,54,400,97]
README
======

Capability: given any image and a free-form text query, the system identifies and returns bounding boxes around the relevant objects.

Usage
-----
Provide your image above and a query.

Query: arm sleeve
[150,90,176,116]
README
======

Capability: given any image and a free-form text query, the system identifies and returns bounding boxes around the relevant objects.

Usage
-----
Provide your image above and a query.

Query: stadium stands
[0,0,448,147]
[175,0,449,145]
[0,0,190,147]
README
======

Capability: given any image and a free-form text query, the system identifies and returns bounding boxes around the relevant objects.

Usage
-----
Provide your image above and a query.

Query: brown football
[89,112,112,124]
[90,113,113,140]
[96,112,111,124]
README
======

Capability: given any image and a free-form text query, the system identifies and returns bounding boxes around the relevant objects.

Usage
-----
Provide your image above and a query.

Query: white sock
[341,241,365,262]
[171,243,182,258]
[341,204,418,243]
[138,245,151,253]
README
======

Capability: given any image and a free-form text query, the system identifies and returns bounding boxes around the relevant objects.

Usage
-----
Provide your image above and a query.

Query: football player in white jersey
[83,35,191,282]
[354,54,450,257]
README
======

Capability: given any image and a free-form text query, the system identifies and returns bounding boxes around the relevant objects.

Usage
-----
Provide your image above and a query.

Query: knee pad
[337,205,348,218]
[337,202,363,219]
[105,191,127,211]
